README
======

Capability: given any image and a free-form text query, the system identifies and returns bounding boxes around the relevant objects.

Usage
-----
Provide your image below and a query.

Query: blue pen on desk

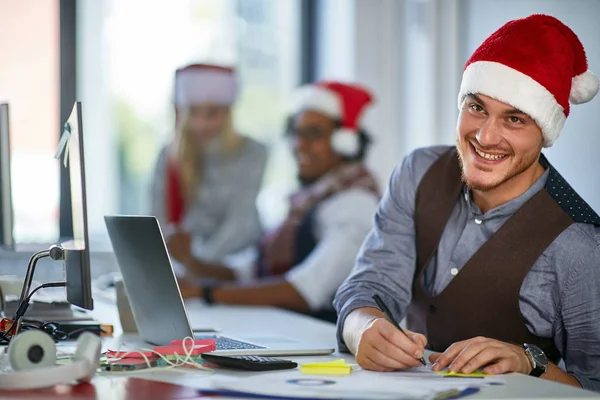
[372,294,427,366]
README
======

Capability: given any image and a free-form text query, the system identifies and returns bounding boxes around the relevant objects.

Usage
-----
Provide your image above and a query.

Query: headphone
[0,330,101,390]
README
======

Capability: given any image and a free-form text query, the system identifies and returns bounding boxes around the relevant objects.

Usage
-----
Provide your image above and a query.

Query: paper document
[211,366,504,400]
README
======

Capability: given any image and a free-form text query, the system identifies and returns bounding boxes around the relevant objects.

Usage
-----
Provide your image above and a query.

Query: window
[0,1,60,244]
[78,0,303,247]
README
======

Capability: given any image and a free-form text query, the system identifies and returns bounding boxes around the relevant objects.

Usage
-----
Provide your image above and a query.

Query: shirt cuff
[335,290,406,353]
[335,295,380,353]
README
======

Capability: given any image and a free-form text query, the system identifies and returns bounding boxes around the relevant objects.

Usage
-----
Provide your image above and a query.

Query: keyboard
[196,335,265,350]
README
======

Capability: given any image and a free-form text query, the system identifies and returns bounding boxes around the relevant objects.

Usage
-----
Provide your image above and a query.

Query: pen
[372,294,427,366]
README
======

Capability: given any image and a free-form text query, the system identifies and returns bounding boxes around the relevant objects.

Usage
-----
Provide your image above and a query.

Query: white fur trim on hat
[291,85,341,118]
[570,70,599,105]
[175,69,238,107]
[458,61,566,147]
[332,128,359,156]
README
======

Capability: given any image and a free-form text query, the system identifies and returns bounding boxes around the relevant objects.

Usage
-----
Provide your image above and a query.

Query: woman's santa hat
[174,64,238,108]
[291,81,374,156]
[458,14,598,147]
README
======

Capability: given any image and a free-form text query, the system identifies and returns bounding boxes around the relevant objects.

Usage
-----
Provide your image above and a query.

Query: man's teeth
[475,148,507,160]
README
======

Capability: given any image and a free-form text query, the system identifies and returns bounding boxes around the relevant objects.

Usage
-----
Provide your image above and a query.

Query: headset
[0,330,101,390]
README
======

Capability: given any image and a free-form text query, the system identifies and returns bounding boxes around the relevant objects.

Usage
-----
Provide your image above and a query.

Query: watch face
[528,344,548,367]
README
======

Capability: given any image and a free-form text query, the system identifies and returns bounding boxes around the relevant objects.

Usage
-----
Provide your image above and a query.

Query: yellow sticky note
[300,367,352,376]
[434,370,491,378]
[304,359,350,367]
[300,359,355,376]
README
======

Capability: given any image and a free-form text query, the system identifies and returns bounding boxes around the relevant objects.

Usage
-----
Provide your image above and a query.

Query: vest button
[429,304,437,314]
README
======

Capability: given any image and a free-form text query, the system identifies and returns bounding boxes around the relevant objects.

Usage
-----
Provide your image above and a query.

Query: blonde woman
[150,64,267,280]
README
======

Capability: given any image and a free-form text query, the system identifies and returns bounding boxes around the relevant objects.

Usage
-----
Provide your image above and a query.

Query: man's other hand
[429,336,532,375]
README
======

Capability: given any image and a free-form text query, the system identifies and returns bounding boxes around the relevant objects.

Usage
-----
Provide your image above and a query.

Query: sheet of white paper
[211,367,505,400]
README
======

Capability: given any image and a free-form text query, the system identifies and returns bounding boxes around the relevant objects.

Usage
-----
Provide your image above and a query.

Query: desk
[3,297,599,399]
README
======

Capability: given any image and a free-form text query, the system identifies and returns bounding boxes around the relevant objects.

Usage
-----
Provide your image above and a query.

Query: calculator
[201,354,298,371]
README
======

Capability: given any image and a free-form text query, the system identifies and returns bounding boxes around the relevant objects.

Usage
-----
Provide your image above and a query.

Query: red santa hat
[174,64,238,108]
[291,81,374,156]
[458,14,598,147]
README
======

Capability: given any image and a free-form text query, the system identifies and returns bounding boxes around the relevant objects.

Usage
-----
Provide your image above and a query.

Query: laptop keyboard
[196,335,266,350]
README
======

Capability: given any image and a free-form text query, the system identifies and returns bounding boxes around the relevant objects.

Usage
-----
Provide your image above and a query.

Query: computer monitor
[0,103,14,250]
[59,102,94,310]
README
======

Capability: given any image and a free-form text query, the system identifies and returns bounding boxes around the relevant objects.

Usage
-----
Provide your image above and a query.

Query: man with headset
[334,14,600,390]
[175,81,380,322]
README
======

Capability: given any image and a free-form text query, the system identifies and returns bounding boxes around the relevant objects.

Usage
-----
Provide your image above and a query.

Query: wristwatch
[523,343,548,377]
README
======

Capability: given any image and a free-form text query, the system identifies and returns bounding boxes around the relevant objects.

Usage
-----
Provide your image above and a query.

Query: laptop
[104,215,334,356]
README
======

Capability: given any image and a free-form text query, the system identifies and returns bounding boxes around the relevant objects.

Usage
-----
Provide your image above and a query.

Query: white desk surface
[88,297,598,400]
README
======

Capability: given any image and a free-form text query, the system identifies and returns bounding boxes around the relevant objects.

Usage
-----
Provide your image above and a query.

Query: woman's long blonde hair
[171,108,243,202]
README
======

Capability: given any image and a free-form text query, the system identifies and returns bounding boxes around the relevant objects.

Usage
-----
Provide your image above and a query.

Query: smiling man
[177,81,380,322]
[334,14,600,391]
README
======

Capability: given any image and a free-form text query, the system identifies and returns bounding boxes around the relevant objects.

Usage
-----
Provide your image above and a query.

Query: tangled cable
[102,336,214,374]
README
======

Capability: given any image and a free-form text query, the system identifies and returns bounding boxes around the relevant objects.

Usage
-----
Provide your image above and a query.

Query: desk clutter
[0,330,101,390]
[0,329,504,400]
[0,276,499,400]
[0,317,113,345]
[102,338,216,371]
[1,281,114,345]
[98,340,502,400]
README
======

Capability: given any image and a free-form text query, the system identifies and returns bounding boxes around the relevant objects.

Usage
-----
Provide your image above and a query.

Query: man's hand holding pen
[353,316,428,372]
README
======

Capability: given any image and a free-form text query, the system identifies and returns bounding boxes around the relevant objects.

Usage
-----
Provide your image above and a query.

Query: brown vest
[406,149,573,362]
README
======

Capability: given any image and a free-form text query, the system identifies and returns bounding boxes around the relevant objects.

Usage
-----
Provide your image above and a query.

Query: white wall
[77,0,118,249]
[462,0,600,211]
[403,0,462,149]
[316,0,406,188]
[315,0,462,187]
[315,0,356,82]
